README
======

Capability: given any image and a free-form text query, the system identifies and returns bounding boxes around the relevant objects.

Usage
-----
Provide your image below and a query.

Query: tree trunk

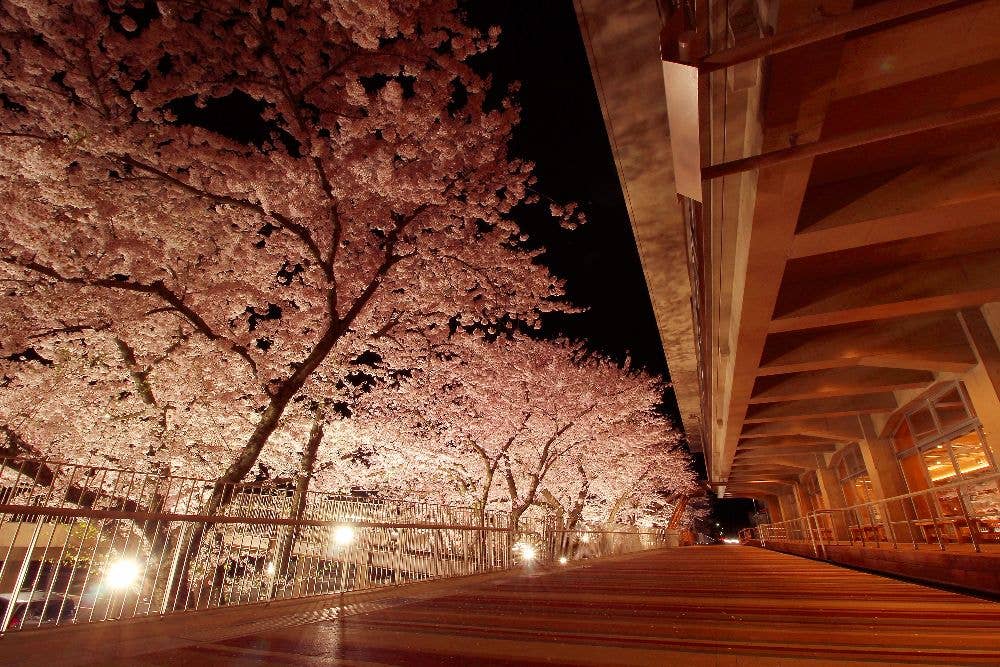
[667,496,689,530]
[475,467,494,565]
[565,464,589,531]
[509,504,526,533]
[272,406,324,593]
[170,315,352,606]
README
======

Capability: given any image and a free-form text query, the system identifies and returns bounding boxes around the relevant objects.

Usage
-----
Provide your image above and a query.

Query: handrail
[827,472,1000,515]
[743,472,1000,555]
[0,457,679,634]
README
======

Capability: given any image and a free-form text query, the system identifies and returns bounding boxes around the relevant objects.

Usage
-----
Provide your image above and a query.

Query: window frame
[836,444,875,506]
[892,381,997,493]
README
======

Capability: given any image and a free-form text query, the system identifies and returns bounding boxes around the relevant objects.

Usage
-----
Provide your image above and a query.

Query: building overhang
[573,0,705,454]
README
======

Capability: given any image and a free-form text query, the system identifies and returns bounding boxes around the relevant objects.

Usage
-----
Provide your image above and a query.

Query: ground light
[513,540,537,563]
[105,558,141,589]
[558,556,568,565]
[333,525,355,547]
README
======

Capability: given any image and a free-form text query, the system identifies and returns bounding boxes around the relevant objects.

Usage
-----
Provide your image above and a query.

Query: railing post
[931,488,947,551]
[882,500,897,549]
[811,514,825,559]
[161,523,188,615]
[1,519,44,633]
[955,486,981,554]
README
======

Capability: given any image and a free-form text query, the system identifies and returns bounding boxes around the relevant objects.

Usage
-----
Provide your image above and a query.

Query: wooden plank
[105,548,1000,666]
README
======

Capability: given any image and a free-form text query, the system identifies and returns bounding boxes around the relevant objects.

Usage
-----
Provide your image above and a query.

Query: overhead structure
[576,0,1000,518]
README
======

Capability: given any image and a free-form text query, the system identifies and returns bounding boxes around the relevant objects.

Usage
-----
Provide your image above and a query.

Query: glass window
[838,445,875,506]
[932,386,973,432]
[893,382,997,486]
[845,475,875,505]
[900,451,930,492]
[924,443,958,486]
[801,471,823,511]
[907,406,937,441]
[891,382,998,519]
[947,430,993,480]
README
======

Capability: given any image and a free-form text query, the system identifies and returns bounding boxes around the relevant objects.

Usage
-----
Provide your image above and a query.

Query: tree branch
[116,155,327,278]
[114,336,157,406]
[3,255,257,373]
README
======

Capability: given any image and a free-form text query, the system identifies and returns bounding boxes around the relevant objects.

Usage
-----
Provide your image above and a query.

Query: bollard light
[558,556,568,565]
[333,525,355,547]
[105,558,140,589]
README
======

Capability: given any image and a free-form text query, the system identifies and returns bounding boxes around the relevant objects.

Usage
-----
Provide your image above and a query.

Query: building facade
[576,0,1000,587]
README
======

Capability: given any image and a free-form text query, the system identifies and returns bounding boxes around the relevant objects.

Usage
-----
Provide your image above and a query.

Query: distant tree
[363,336,693,530]
[543,413,698,530]
[0,1,571,505]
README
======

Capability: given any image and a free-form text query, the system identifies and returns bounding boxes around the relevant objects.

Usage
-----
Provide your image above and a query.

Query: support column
[816,465,850,540]
[792,482,811,516]
[778,492,799,521]
[958,307,1000,461]
[857,414,910,534]
[857,414,908,500]
[762,495,783,523]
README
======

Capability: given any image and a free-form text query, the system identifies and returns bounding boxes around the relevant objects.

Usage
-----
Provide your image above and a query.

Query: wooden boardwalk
[107,546,1000,665]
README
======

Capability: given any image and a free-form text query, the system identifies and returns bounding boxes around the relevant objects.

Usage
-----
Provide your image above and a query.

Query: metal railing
[740,473,1000,559]
[544,527,676,563]
[0,457,677,633]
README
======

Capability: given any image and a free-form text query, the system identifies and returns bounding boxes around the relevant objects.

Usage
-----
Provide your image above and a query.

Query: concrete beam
[714,0,855,484]
[741,417,863,441]
[750,367,933,403]
[573,0,703,452]
[771,249,1000,333]
[744,393,897,423]
[759,313,976,375]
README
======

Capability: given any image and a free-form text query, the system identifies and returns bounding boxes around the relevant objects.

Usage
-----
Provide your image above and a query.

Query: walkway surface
[35,547,1000,665]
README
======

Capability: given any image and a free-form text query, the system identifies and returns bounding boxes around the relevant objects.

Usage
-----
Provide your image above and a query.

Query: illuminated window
[891,382,996,497]
[837,446,875,506]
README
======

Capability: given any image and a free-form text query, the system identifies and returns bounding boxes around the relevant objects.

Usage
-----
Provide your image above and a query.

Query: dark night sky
[464,1,666,377]
[465,1,754,532]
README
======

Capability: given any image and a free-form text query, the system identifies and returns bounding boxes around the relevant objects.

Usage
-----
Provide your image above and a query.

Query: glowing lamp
[558,556,568,565]
[105,559,140,589]
[333,525,355,547]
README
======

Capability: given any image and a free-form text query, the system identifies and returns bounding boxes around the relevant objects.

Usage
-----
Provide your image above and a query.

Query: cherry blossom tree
[0,0,573,505]
[359,335,693,529]
[542,413,698,530]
